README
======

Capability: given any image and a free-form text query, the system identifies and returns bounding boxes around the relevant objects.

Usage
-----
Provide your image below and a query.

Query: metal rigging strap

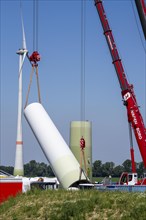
[35,65,41,104]
[24,65,41,109]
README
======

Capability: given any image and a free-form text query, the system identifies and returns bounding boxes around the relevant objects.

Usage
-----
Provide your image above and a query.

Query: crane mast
[94,0,146,167]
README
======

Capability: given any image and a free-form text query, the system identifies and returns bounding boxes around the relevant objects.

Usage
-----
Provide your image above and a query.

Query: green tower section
[70,121,92,181]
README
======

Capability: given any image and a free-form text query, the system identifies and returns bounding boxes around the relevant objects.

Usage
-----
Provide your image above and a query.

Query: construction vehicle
[94,0,146,185]
[119,172,146,185]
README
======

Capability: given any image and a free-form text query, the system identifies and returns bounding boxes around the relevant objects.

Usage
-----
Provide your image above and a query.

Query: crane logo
[136,128,142,140]
[131,110,138,125]
[131,110,142,140]
[123,92,131,101]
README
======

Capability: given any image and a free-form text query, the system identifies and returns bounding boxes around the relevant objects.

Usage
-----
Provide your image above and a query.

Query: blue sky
[1,0,145,167]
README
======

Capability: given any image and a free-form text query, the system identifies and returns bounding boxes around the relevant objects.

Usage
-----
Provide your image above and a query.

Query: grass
[92,177,119,183]
[0,189,146,220]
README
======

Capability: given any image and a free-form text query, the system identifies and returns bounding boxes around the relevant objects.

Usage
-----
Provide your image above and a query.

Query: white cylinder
[24,103,88,189]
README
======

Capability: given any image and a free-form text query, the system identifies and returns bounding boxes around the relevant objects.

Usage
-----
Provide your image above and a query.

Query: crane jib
[94,0,146,168]
[95,0,129,91]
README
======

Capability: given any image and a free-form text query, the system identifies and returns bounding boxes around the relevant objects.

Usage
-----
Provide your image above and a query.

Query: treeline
[92,160,145,177]
[0,159,145,178]
[0,160,54,178]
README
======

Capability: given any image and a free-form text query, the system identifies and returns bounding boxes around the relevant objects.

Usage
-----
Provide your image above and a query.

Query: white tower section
[14,14,28,176]
[24,103,89,188]
[14,49,27,176]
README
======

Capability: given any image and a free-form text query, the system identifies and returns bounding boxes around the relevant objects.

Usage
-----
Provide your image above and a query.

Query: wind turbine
[14,12,28,176]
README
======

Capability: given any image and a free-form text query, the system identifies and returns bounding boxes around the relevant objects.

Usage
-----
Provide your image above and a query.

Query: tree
[136,162,145,177]
[24,160,38,176]
[101,162,115,177]
[92,160,102,177]
[0,166,13,175]
[122,159,132,172]
[113,165,124,177]
[36,162,48,177]
[47,165,55,177]
[24,160,54,177]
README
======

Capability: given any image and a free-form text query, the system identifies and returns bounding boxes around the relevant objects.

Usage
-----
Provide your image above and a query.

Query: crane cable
[80,0,86,123]
[33,0,39,51]
[79,0,87,179]
[131,1,146,53]
[24,0,41,109]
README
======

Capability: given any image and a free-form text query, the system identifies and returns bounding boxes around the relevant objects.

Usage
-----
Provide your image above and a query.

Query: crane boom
[94,0,146,167]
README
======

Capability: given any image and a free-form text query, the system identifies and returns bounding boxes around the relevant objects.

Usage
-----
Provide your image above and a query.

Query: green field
[92,177,119,183]
[0,189,146,220]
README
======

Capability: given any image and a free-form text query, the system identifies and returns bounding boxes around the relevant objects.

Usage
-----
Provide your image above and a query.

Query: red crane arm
[94,0,146,167]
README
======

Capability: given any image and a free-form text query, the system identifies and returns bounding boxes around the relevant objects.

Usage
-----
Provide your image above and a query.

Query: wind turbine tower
[14,15,28,176]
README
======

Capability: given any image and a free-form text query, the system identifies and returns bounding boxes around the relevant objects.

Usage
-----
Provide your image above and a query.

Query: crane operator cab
[119,172,138,185]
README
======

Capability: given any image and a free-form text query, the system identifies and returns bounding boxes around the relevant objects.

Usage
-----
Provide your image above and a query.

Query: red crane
[94,0,146,171]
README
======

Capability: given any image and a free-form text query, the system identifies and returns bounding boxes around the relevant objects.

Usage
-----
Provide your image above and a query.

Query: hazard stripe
[16,141,23,145]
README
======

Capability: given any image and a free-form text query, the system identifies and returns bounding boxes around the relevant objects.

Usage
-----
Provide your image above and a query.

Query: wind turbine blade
[18,52,27,78]
[22,52,27,65]
[21,15,27,49]
[20,2,27,50]
[26,52,31,64]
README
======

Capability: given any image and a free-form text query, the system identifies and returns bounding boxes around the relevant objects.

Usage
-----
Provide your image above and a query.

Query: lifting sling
[24,57,41,109]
